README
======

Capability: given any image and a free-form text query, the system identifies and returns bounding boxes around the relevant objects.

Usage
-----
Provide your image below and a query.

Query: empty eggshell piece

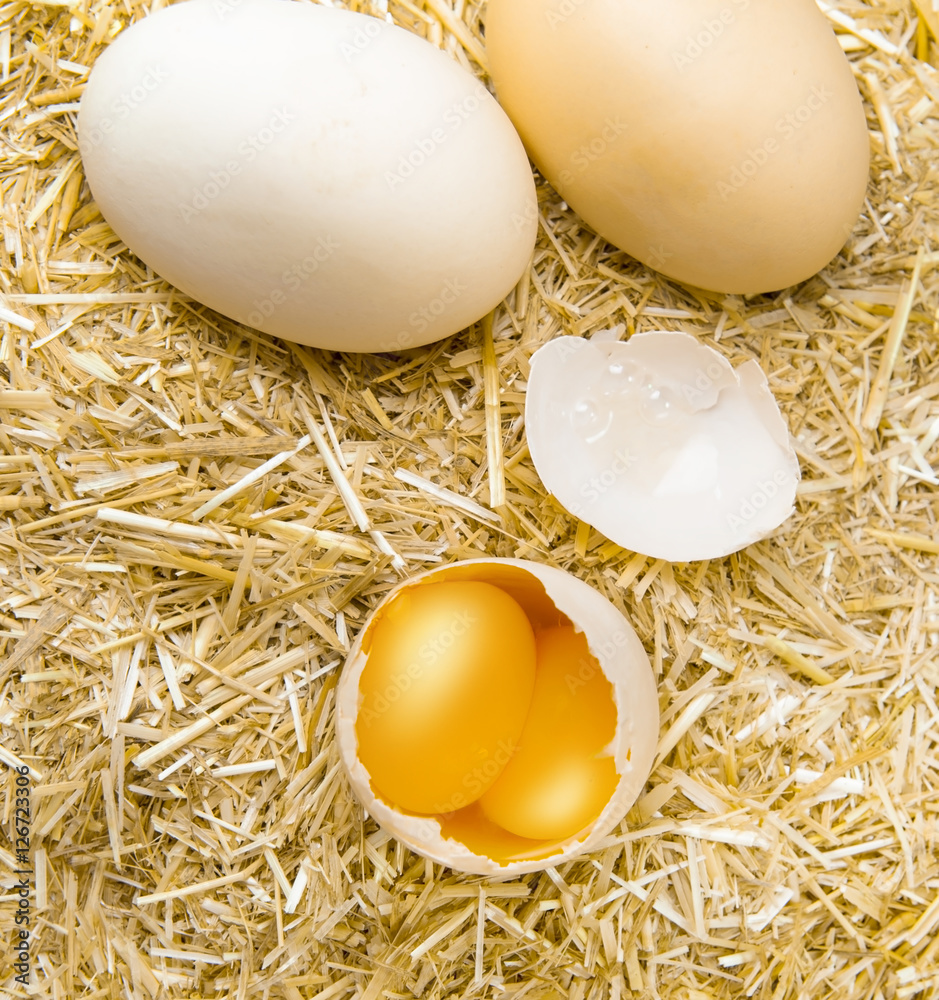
[525,333,800,562]
[336,558,660,875]
[77,0,537,352]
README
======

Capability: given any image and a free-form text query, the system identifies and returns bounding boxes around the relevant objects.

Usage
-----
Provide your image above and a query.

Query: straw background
[1,0,938,997]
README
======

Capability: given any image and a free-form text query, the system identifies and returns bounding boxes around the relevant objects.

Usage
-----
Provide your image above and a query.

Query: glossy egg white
[78,0,537,352]
[336,558,660,875]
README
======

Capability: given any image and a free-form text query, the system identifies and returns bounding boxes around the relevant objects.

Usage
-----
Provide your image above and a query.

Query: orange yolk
[355,581,536,815]
[478,625,618,841]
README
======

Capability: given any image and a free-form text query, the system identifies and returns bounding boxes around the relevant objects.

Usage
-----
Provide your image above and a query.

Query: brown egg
[486,0,870,293]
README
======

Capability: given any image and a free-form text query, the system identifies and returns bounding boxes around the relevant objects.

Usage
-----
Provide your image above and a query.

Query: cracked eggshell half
[525,333,800,562]
[335,558,659,876]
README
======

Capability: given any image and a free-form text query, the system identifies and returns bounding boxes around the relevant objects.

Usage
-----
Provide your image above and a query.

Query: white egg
[335,558,660,876]
[77,0,536,353]
[525,333,800,562]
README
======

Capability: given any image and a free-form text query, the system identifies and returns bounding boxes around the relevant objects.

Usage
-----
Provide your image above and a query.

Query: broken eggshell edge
[525,332,801,563]
[335,557,660,876]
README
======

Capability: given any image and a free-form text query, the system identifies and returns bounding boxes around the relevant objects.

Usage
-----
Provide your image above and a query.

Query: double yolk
[355,580,618,846]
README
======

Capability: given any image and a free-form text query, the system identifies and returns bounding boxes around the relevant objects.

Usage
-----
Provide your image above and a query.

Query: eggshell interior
[525,333,801,562]
[336,559,660,875]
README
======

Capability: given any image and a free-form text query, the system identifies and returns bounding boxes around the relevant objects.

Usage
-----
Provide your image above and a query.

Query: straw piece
[761,634,836,685]
[816,0,901,54]
[868,526,939,556]
[298,396,370,531]
[393,467,500,522]
[480,312,505,508]
[97,507,242,546]
[0,303,36,332]
[421,0,488,68]
[8,291,176,304]
[131,694,255,768]
[411,901,476,958]
[189,434,311,519]
[137,860,263,905]
[862,249,924,430]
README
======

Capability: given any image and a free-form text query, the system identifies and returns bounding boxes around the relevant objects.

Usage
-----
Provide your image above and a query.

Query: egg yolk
[355,581,537,815]
[478,625,618,841]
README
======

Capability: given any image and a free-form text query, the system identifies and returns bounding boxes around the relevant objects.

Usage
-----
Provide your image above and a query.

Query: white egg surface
[526,333,801,562]
[77,0,537,352]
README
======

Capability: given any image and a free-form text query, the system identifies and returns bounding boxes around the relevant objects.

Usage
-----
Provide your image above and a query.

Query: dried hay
[0,0,938,997]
